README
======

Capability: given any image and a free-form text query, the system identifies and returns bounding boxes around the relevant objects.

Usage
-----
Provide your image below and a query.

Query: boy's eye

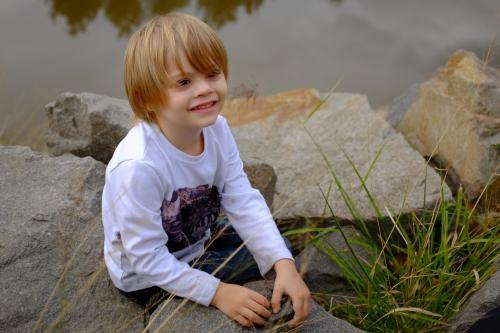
[177,79,190,86]
[208,70,221,78]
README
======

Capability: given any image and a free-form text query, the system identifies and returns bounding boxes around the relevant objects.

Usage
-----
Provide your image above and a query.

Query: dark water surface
[1,0,499,150]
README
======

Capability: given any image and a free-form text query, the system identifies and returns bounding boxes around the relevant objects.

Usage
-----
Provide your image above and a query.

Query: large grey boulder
[447,266,500,332]
[225,91,451,221]
[147,280,368,333]
[45,92,132,164]
[0,146,143,332]
[386,50,500,203]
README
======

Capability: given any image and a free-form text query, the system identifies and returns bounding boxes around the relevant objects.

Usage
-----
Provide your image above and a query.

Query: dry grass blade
[32,216,101,333]
[146,228,261,333]
[44,262,108,332]
[380,307,442,320]
[472,269,480,286]
[384,206,409,247]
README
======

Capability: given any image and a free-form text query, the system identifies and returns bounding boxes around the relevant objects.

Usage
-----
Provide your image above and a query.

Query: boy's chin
[192,112,219,128]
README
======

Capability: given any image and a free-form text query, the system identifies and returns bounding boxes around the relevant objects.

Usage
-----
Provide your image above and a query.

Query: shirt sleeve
[219,118,294,277]
[105,160,220,306]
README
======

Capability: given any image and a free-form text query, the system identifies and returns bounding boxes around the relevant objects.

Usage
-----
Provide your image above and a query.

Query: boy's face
[158,50,227,136]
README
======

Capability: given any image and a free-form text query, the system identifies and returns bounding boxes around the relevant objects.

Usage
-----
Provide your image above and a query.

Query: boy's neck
[158,123,204,156]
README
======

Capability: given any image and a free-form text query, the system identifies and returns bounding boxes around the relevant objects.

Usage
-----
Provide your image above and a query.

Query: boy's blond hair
[124,13,228,123]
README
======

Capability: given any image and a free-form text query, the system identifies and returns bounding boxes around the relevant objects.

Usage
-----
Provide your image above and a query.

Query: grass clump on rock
[286,127,499,333]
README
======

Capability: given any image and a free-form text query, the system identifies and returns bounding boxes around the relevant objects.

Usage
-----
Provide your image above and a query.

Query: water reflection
[46,0,266,37]
[47,0,104,35]
[104,0,144,37]
[197,0,264,28]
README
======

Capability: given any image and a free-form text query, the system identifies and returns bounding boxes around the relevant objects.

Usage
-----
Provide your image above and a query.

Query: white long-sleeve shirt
[102,115,293,306]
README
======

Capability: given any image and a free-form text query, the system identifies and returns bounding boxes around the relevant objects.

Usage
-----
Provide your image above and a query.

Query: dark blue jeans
[118,217,292,314]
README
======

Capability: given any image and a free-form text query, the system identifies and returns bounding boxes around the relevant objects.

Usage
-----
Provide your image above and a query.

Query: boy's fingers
[234,314,252,327]
[247,299,272,319]
[304,297,311,316]
[249,290,270,308]
[241,308,266,326]
[289,313,306,327]
[289,296,306,327]
[271,286,283,313]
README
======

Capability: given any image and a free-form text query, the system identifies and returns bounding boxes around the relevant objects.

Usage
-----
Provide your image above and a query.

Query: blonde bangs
[173,16,228,79]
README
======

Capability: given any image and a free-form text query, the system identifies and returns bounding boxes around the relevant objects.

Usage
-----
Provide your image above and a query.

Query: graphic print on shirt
[161,184,221,252]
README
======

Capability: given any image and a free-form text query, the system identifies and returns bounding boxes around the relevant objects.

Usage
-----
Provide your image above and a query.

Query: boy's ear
[144,106,157,122]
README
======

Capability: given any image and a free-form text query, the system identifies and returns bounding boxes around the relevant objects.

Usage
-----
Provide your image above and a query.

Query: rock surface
[391,50,500,204]
[222,88,321,127]
[447,267,500,333]
[380,83,421,129]
[45,92,131,164]
[147,280,368,333]
[224,90,451,220]
[295,226,374,305]
[244,161,277,208]
[0,146,144,333]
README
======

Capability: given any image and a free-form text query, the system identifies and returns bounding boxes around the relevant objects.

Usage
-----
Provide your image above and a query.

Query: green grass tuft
[290,123,499,333]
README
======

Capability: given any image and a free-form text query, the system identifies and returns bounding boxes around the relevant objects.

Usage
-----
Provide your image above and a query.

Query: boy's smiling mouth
[189,100,218,112]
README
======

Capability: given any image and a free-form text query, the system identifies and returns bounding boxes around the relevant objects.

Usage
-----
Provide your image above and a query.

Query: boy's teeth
[192,102,213,110]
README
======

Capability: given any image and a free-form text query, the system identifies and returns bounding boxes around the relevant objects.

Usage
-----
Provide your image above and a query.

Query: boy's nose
[195,79,213,96]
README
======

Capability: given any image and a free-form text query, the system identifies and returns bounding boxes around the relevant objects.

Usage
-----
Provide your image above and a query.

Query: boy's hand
[271,259,311,327]
[211,282,272,327]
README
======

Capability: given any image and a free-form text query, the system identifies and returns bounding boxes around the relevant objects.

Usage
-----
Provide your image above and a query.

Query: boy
[102,13,311,328]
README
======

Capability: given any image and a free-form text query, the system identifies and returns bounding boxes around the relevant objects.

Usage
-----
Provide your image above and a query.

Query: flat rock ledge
[225,91,451,221]
[147,280,368,333]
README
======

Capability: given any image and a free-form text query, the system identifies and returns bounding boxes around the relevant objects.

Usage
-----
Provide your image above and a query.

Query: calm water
[1,0,499,150]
